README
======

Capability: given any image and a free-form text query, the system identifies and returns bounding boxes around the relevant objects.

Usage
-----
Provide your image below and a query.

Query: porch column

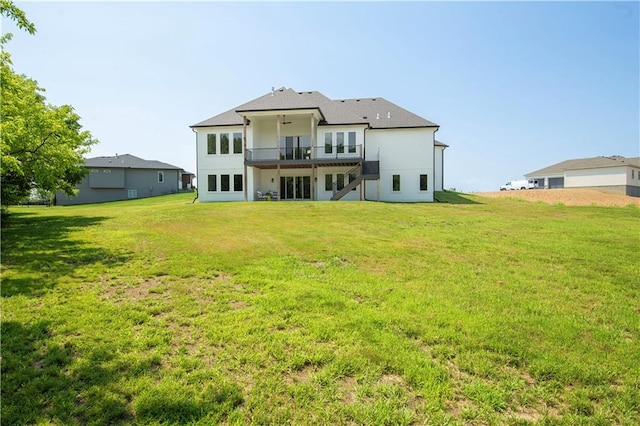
[310,115,316,159]
[243,115,248,202]
[312,164,316,201]
[276,164,281,201]
[276,114,281,160]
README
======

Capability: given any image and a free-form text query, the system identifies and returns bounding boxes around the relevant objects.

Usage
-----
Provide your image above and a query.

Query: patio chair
[270,191,278,201]
[256,191,267,201]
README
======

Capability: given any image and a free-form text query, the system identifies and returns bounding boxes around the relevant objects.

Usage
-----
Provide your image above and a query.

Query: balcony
[246,145,363,169]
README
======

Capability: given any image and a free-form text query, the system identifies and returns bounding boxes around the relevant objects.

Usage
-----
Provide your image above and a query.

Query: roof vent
[363,116,367,119]
[356,99,360,102]
[271,87,275,96]
[387,112,391,118]
[376,113,380,119]
[372,98,377,101]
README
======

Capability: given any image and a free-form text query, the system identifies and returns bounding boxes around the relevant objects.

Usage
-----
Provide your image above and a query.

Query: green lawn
[2,193,639,425]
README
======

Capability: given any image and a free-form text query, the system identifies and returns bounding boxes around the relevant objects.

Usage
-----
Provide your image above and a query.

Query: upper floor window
[220,133,230,154]
[324,133,333,154]
[233,133,242,154]
[633,169,636,180]
[158,171,164,183]
[392,174,400,192]
[207,134,216,154]
[337,132,345,154]
[420,174,428,191]
[348,132,356,153]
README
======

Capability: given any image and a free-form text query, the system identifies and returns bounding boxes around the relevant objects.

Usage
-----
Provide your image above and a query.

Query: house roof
[435,139,449,147]
[337,97,438,129]
[236,88,320,113]
[526,155,640,176]
[191,87,439,129]
[85,154,181,170]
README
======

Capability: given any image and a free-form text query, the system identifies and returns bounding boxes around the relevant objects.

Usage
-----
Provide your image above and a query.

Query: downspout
[191,128,199,203]
[362,126,370,200]
[433,127,439,202]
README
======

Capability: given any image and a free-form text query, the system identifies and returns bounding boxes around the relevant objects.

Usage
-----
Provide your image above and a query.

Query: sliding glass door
[280,176,311,200]
[280,136,311,160]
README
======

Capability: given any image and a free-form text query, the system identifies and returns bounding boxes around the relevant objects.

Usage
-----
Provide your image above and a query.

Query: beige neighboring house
[525,155,640,197]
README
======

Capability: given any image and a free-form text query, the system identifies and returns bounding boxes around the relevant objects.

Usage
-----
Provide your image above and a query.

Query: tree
[1,0,97,209]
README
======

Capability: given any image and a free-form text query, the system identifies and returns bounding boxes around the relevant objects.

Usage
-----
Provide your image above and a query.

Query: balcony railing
[246,145,363,162]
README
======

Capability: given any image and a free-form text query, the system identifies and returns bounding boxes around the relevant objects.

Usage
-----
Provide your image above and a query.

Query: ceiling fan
[281,115,291,125]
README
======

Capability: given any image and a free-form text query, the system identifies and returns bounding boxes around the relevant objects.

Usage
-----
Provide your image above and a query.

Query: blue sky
[3,1,638,192]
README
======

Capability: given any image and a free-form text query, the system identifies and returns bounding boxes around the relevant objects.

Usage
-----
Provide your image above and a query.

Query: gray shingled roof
[85,154,181,170]
[298,91,368,125]
[526,156,640,176]
[191,87,438,129]
[338,97,438,128]
[236,88,320,113]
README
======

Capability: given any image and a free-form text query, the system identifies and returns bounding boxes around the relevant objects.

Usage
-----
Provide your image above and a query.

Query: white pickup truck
[500,179,536,191]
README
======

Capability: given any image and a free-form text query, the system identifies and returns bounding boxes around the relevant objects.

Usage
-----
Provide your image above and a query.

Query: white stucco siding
[199,167,245,202]
[434,146,445,191]
[364,128,435,202]
[195,126,248,202]
[196,126,247,169]
[565,167,628,188]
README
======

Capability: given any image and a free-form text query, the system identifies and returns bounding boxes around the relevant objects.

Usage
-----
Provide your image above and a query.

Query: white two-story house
[190,87,447,202]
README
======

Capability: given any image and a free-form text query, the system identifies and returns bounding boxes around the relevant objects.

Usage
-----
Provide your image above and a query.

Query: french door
[280,176,311,200]
[280,136,311,160]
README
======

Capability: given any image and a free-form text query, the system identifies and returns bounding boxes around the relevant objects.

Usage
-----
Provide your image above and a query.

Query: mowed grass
[2,192,639,425]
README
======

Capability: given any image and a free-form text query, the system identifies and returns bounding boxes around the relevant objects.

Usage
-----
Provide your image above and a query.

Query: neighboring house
[525,155,640,197]
[181,170,196,190]
[190,87,447,202]
[56,154,183,205]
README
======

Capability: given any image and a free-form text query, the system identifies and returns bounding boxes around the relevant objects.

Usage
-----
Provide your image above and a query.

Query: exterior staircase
[330,161,380,201]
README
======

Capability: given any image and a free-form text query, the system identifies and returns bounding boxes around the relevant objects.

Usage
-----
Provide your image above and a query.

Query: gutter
[191,128,199,204]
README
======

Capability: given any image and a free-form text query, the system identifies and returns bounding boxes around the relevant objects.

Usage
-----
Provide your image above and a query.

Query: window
[233,133,242,154]
[220,133,230,154]
[633,170,636,180]
[207,134,216,154]
[127,189,137,198]
[348,132,356,153]
[103,169,111,173]
[349,172,357,191]
[234,174,243,191]
[158,171,164,183]
[208,175,217,191]
[324,133,333,154]
[90,169,99,173]
[325,174,333,191]
[221,174,230,191]
[392,174,401,192]
[337,132,344,154]
[336,174,345,190]
[420,174,428,191]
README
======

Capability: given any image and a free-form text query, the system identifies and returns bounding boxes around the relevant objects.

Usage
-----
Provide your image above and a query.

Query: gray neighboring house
[56,154,184,205]
[525,155,640,197]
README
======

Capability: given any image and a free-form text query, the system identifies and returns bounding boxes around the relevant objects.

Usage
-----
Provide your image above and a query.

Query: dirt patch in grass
[478,188,640,207]
[101,277,166,302]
